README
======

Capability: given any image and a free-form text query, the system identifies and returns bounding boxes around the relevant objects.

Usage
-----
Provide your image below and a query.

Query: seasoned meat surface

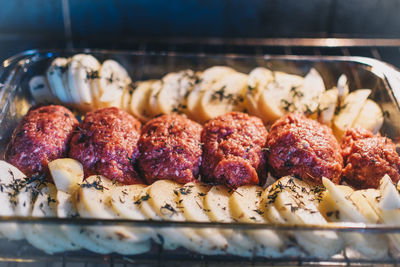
[267,113,343,184]
[201,112,268,187]
[6,105,78,176]
[341,127,400,189]
[69,107,142,184]
[138,114,203,184]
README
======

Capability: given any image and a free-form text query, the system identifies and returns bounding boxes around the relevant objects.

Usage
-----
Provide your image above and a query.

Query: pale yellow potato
[129,80,156,122]
[198,72,248,123]
[332,89,371,139]
[48,158,83,194]
[187,66,235,120]
[353,99,383,134]
[318,88,339,126]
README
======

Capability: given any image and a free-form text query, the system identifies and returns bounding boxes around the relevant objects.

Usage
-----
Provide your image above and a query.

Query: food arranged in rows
[0,158,400,258]
[5,53,398,257]
[5,105,399,189]
[30,54,384,140]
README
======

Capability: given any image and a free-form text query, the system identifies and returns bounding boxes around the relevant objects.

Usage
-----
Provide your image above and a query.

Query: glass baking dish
[0,49,400,265]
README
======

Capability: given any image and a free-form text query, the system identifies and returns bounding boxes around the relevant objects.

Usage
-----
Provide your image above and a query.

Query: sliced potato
[57,191,112,254]
[229,185,285,256]
[129,80,156,122]
[332,89,371,139]
[322,177,389,258]
[246,67,274,118]
[291,68,326,116]
[46,57,71,104]
[229,185,265,223]
[68,54,101,110]
[98,59,131,108]
[258,72,304,124]
[136,185,179,250]
[337,74,349,104]
[0,161,28,240]
[49,158,83,194]
[362,179,400,252]
[156,70,199,115]
[120,84,132,112]
[110,184,153,242]
[75,175,150,254]
[187,66,236,120]
[144,180,221,255]
[203,185,254,256]
[177,182,229,251]
[318,88,339,126]
[266,176,343,258]
[24,184,77,254]
[353,99,383,134]
[29,75,58,104]
[198,72,248,122]
[318,185,353,222]
[147,80,163,117]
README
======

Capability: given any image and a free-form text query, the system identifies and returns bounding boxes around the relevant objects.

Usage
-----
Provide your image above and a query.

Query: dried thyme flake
[80,176,107,191]
[160,203,178,216]
[134,194,151,205]
[281,99,292,111]
[334,102,348,115]
[177,186,193,195]
[253,209,264,215]
[267,182,283,204]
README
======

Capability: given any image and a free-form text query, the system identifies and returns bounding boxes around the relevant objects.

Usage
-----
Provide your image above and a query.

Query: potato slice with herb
[352,99,383,134]
[199,72,248,123]
[187,66,236,120]
[332,89,371,139]
[129,80,156,122]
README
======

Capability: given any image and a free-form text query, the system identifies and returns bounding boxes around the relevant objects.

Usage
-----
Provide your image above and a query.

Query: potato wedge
[353,99,383,134]
[322,177,389,258]
[318,88,338,126]
[332,89,371,139]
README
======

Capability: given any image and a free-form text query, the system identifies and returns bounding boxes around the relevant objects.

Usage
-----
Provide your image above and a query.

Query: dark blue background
[0,0,399,62]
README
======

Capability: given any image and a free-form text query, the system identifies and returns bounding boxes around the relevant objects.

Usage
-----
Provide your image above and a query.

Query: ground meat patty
[69,107,142,184]
[201,112,268,187]
[267,113,343,184]
[138,114,203,184]
[341,127,400,189]
[6,105,78,176]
